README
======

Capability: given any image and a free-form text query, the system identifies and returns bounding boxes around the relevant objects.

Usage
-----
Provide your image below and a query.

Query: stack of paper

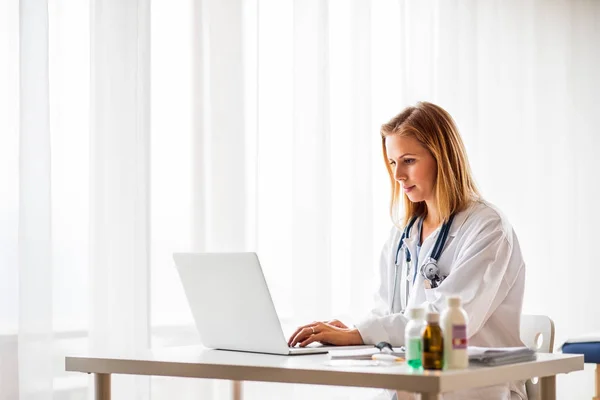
[329,347,405,360]
[468,346,536,366]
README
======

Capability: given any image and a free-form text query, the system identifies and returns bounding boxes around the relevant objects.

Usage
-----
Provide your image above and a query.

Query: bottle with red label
[441,296,469,369]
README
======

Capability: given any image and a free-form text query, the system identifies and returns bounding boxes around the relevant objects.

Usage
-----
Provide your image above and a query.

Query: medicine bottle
[404,308,426,369]
[441,296,469,369]
[422,312,443,370]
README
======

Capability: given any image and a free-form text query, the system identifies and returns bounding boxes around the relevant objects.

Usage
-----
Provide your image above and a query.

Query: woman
[288,102,527,399]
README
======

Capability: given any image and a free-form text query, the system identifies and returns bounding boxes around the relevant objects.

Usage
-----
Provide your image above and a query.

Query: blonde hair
[381,102,480,227]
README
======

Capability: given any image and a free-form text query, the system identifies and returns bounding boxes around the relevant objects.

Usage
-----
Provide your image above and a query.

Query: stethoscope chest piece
[421,259,443,288]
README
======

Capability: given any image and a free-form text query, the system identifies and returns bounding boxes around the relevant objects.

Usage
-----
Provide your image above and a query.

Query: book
[468,346,536,366]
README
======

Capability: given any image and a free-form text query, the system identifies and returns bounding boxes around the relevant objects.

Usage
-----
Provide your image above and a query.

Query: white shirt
[356,200,527,400]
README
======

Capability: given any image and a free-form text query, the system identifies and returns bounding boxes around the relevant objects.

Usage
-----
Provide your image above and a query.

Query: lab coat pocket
[424,287,440,304]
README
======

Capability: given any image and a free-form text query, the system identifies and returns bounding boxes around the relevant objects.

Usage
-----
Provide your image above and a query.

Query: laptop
[173,252,330,355]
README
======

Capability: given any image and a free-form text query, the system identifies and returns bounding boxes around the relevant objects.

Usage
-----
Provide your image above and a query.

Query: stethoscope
[390,213,456,313]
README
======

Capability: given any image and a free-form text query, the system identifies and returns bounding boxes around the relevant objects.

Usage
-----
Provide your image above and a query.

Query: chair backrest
[520,314,555,353]
[519,314,555,400]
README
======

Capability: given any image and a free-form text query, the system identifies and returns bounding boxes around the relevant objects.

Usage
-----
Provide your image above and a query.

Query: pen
[371,354,404,362]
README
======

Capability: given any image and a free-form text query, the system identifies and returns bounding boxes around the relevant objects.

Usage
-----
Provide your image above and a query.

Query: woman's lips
[403,185,415,193]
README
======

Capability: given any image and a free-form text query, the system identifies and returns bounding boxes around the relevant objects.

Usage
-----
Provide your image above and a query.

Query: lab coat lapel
[399,232,418,312]
[403,233,418,264]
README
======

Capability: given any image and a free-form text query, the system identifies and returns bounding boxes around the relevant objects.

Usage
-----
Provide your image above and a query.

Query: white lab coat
[356,200,528,400]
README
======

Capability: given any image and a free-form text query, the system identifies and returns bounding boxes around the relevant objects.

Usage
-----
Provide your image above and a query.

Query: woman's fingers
[296,323,331,347]
[299,332,325,347]
[287,328,302,346]
[289,321,353,347]
[288,326,315,347]
[288,326,306,346]
[298,324,342,347]
[288,323,317,346]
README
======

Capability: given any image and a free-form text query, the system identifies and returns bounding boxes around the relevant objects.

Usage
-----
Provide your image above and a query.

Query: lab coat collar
[447,203,476,237]
[403,205,472,253]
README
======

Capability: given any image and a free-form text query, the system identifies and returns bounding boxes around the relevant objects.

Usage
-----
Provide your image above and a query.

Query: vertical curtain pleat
[255,0,295,320]
[347,0,374,318]
[18,0,53,398]
[399,0,436,103]
[192,0,247,253]
[89,0,150,397]
[191,0,208,253]
[329,0,375,319]
[523,0,570,305]
[292,0,332,322]
[0,0,20,398]
[189,1,247,395]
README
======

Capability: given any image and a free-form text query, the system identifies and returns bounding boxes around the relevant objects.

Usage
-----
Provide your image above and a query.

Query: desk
[66,345,583,400]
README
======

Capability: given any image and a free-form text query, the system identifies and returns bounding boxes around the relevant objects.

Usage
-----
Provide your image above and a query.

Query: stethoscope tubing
[390,213,455,313]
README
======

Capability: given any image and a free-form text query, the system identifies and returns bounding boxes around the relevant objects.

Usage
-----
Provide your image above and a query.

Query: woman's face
[385,134,437,204]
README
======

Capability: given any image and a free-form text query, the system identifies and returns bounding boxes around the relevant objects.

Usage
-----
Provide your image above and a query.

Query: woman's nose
[394,166,405,182]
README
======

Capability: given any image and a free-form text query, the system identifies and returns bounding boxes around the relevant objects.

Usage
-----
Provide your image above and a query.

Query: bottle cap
[447,296,461,307]
[426,312,439,323]
[408,307,424,319]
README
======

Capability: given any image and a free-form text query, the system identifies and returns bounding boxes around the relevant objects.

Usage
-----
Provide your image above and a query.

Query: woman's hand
[287,320,364,347]
[324,319,348,329]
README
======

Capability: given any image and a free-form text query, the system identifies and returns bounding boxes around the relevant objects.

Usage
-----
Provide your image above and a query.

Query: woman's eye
[404,158,415,165]
[389,161,396,166]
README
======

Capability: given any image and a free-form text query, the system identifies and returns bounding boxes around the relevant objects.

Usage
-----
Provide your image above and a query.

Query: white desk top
[66,345,584,394]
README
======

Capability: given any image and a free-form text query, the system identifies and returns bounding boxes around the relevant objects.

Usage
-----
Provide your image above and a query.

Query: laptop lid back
[173,252,290,355]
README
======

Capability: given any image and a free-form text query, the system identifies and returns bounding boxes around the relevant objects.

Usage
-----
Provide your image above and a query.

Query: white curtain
[1,0,599,399]
[18,0,53,398]
[1,0,153,398]
[89,0,151,398]
[0,1,19,397]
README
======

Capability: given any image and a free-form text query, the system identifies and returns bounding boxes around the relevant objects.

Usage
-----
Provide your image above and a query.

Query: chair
[520,314,555,400]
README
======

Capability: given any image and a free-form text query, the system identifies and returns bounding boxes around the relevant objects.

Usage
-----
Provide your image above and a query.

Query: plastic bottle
[441,296,469,369]
[404,308,426,369]
[421,312,444,370]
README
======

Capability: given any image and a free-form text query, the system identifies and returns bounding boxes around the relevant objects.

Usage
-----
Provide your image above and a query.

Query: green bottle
[422,312,444,370]
[404,307,426,369]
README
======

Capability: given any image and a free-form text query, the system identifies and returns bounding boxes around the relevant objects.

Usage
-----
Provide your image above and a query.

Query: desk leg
[540,375,556,400]
[232,380,242,400]
[594,364,600,400]
[95,373,111,400]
